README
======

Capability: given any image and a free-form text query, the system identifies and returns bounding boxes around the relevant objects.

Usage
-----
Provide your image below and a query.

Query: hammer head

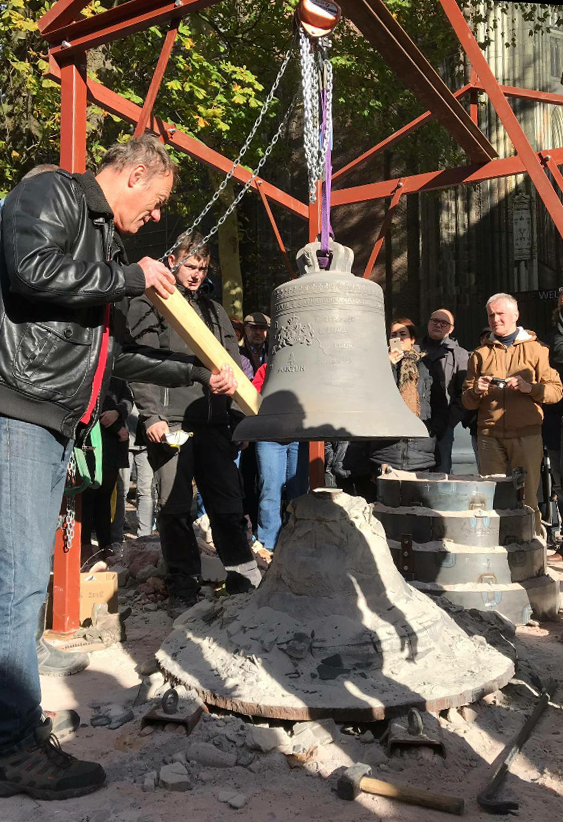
[337,763,372,801]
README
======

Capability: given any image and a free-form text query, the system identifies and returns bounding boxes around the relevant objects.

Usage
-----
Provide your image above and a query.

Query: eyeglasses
[429,318,452,328]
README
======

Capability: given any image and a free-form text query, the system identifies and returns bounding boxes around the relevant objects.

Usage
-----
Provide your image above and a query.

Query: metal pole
[59,54,87,172]
[308,183,325,490]
[52,53,88,634]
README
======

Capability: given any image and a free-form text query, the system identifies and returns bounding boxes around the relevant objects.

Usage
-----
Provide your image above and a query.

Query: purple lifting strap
[318,87,333,270]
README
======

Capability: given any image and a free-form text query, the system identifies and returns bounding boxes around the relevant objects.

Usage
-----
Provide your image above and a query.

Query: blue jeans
[0,417,72,753]
[255,441,309,550]
[112,448,155,540]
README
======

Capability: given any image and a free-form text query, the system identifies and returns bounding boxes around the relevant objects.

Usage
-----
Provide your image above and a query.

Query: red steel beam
[52,496,82,634]
[473,82,563,108]
[134,23,179,138]
[48,58,308,220]
[333,84,472,183]
[332,147,563,205]
[60,55,87,173]
[542,153,563,197]
[39,0,90,34]
[338,0,497,163]
[363,182,404,278]
[469,69,478,125]
[54,54,88,634]
[308,185,325,490]
[439,0,563,240]
[47,0,218,59]
[256,182,296,280]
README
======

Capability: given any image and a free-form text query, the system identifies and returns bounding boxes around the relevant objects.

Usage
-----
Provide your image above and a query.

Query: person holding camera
[462,293,562,533]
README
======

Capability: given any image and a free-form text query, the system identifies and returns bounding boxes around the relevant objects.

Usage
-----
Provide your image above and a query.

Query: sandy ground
[3,555,563,822]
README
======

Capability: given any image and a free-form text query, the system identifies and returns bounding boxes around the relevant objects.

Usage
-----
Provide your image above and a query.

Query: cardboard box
[79,571,118,624]
[46,570,119,628]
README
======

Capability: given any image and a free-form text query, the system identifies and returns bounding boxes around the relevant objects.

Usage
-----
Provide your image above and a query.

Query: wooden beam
[147,288,262,417]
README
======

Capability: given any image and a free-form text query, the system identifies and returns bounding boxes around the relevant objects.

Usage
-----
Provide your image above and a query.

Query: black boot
[36,603,89,678]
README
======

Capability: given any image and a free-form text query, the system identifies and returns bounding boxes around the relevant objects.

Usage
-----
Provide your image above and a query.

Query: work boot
[43,710,80,741]
[224,560,262,594]
[36,601,89,677]
[167,592,201,620]
[0,718,105,800]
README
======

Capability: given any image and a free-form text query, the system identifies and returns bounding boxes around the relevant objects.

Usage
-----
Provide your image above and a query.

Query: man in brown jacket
[462,292,562,531]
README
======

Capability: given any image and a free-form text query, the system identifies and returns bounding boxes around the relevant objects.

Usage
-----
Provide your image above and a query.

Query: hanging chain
[160,44,294,269]
[299,29,333,203]
[171,105,294,266]
[63,452,77,553]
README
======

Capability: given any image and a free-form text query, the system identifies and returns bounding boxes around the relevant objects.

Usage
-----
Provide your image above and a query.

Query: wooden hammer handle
[360,776,464,815]
[147,288,262,417]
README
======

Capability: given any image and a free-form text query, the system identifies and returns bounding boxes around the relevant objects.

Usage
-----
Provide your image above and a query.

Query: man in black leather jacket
[127,232,261,618]
[0,135,236,801]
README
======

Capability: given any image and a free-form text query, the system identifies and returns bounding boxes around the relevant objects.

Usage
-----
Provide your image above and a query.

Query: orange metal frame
[40,0,563,630]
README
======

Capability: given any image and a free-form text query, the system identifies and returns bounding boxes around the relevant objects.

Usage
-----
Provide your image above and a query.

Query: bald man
[421,308,468,473]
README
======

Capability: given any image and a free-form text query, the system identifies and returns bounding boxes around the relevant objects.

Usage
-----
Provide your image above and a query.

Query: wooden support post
[146,288,261,416]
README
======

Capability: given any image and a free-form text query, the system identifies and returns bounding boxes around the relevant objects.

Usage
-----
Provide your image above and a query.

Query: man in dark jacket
[128,232,261,619]
[239,312,269,378]
[420,308,468,473]
[0,135,236,801]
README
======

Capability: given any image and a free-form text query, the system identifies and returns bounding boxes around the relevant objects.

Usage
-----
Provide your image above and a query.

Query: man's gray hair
[99,134,177,182]
[486,292,518,312]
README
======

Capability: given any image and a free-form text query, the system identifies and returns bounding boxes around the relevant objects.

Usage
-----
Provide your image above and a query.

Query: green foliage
[0,1,61,195]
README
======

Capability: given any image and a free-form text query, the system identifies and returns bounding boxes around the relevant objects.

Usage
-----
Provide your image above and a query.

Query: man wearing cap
[240,312,270,379]
[420,308,468,473]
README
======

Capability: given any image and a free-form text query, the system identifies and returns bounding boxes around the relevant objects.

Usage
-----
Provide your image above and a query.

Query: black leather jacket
[0,169,207,439]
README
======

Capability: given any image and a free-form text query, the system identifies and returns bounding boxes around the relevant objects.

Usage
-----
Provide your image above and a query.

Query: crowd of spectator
[2,133,563,801]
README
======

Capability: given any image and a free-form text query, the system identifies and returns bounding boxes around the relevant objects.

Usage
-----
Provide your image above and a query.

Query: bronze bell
[235,240,429,442]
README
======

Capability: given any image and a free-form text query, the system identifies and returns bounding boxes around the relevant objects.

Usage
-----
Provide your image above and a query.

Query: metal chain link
[63,452,77,553]
[178,104,294,261]
[299,30,333,203]
[160,44,294,268]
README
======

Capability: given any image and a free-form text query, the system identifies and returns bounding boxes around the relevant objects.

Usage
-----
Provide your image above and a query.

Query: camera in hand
[490,377,506,388]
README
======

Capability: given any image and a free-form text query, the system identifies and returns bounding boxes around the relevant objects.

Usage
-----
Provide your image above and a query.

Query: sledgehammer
[337,763,464,815]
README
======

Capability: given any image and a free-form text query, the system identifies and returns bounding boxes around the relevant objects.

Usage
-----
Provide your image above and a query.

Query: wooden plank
[146,288,262,417]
